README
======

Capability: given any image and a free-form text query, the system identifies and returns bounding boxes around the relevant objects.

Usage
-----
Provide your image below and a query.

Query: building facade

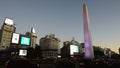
[24,27,37,49]
[0,18,37,50]
[60,38,84,58]
[39,34,60,58]
[0,18,16,50]
[30,27,37,48]
[119,48,120,55]
[104,48,111,58]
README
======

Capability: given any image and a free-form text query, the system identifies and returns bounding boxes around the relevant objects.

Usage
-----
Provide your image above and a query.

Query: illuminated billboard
[19,49,27,56]
[11,33,20,44]
[70,45,79,55]
[4,18,14,26]
[20,36,30,46]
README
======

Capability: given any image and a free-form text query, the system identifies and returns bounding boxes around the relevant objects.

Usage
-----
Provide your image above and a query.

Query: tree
[93,46,104,58]
[27,47,35,59]
[111,51,120,59]
[35,45,42,59]
[25,32,31,37]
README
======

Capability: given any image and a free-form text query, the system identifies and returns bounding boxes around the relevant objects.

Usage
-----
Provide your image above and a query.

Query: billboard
[4,18,14,26]
[20,36,30,46]
[70,45,79,55]
[11,33,20,44]
[19,49,27,56]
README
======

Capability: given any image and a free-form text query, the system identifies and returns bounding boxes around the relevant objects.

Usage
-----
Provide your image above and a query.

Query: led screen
[20,36,30,46]
[11,33,20,44]
[70,45,79,55]
[19,49,27,56]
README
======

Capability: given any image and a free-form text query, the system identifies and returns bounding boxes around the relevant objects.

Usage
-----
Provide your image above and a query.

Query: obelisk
[83,3,94,59]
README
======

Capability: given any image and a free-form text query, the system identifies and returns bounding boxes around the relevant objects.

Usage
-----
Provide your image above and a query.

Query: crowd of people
[1,58,120,68]
[55,58,120,68]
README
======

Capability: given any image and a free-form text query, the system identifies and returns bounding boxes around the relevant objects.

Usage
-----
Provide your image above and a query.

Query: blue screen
[74,45,79,52]
[21,36,30,45]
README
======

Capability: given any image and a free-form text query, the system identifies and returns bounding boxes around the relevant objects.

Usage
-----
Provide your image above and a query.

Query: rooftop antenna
[72,36,75,41]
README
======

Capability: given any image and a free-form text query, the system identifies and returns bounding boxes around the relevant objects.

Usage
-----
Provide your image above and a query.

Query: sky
[0,0,120,53]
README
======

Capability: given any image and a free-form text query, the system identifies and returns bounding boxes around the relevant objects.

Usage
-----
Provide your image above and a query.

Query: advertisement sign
[11,33,20,44]
[19,49,27,56]
[70,45,79,55]
[20,36,30,46]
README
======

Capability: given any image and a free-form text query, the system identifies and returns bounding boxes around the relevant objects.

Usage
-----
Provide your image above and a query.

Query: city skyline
[0,0,120,53]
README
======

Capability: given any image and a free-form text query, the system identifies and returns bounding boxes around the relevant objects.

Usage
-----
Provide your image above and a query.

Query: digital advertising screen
[19,49,27,56]
[20,36,30,46]
[11,33,20,44]
[70,45,79,55]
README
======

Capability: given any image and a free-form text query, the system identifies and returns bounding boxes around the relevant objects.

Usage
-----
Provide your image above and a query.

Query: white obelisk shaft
[83,3,94,59]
